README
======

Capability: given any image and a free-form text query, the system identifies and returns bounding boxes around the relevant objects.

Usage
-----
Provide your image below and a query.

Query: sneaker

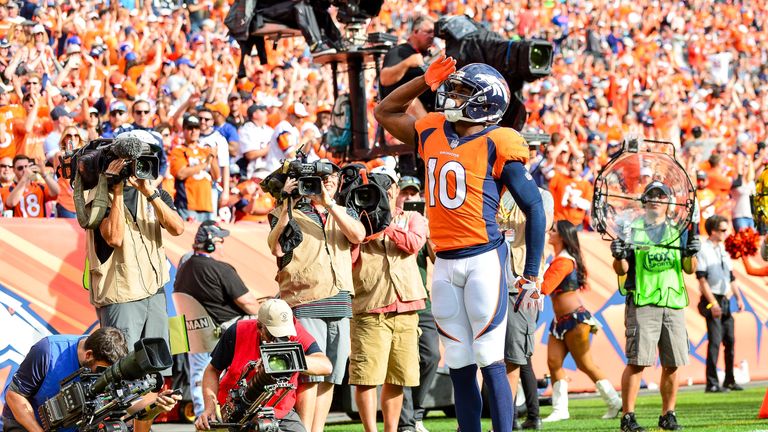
[658,410,683,430]
[415,421,430,432]
[620,412,645,432]
[723,383,744,391]
[520,417,542,430]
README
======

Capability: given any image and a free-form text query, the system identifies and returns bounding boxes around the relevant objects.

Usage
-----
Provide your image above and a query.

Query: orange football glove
[424,55,457,92]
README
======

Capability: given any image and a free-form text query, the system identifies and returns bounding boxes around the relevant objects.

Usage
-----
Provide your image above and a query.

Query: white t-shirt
[696,239,733,296]
[199,129,230,168]
[238,121,274,178]
[265,120,299,171]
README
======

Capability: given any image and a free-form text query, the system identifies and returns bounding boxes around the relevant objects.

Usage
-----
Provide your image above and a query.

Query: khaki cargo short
[624,298,690,367]
[349,311,420,387]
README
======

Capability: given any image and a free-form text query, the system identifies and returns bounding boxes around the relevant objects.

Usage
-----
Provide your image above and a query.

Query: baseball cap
[398,176,421,192]
[32,24,45,34]
[247,104,267,118]
[194,220,230,245]
[0,39,10,49]
[183,115,201,129]
[258,299,296,338]
[66,44,81,55]
[371,165,399,184]
[287,102,309,118]
[66,35,81,46]
[176,57,195,68]
[204,101,230,118]
[109,100,127,113]
[124,51,137,62]
[50,105,74,121]
[316,103,332,114]
[696,170,707,180]
[642,181,672,199]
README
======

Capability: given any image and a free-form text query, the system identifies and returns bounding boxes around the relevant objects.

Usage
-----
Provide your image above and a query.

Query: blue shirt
[2,335,85,431]
[215,122,239,146]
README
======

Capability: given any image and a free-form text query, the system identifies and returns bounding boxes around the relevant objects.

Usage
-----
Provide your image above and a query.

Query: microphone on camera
[111,137,144,159]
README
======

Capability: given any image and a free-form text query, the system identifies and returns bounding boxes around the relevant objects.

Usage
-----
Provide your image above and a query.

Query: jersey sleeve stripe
[418,127,437,156]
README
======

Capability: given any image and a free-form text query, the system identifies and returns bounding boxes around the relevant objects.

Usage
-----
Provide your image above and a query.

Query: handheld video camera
[217,341,307,432]
[262,153,336,200]
[38,338,172,432]
[58,137,160,190]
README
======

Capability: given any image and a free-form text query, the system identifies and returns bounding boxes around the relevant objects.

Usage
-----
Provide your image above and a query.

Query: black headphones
[196,220,219,253]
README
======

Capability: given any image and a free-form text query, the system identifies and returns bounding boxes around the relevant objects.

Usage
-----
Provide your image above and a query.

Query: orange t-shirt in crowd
[169,144,214,212]
[549,172,593,226]
[0,181,56,217]
[56,176,75,213]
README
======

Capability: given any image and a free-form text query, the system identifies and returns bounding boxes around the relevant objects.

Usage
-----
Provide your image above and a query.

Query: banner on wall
[1,219,767,406]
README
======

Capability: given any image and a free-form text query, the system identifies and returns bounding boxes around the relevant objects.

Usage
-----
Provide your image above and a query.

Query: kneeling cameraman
[1,327,180,432]
[195,299,332,432]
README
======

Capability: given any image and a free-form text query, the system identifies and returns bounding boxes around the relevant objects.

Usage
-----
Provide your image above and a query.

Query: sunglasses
[134,110,150,115]
[111,110,126,116]
[28,81,40,85]
[184,126,200,130]
[14,165,29,170]
[64,134,79,139]
[0,164,11,169]
[198,117,213,122]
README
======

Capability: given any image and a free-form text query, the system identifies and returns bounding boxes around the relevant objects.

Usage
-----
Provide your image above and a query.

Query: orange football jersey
[415,113,529,253]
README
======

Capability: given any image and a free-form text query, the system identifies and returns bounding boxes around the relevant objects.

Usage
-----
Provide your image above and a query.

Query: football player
[374,57,546,432]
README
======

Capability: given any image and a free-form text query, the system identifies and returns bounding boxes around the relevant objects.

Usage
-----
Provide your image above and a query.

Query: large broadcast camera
[38,338,173,432]
[436,15,554,131]
[215,341,307,432]
[262,153,337,199]
[58,135,162,229]
[59,137,160,191]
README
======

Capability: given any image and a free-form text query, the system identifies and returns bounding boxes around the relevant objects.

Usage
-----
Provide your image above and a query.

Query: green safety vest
[629,220,688,309]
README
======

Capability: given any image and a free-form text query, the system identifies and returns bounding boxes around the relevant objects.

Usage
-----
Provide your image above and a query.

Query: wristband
[146,190,161,202]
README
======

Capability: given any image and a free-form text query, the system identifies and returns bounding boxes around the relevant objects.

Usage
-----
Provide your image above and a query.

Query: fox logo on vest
[643,249,675,272]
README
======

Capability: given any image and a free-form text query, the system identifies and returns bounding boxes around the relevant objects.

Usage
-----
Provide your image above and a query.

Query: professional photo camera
[59,137,160,191]
[38,338,173,432]
[262,153,337,199]
[217,341,307,432]
[436,14,554,131]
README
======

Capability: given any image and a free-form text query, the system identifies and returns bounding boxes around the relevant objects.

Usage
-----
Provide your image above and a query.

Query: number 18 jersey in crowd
[415,112,529,257]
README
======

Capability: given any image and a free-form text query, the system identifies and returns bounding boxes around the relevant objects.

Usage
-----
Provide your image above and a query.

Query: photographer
[85,130,184,350]
[1,327,180,432]
[349,166,426,432]
[195,299,332,432]
[267,161,365,432]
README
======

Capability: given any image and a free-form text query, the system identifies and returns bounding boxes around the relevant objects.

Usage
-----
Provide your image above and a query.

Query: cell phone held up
[402,200,426,215]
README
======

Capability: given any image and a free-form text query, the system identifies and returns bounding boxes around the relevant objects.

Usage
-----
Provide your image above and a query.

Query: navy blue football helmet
[435,63,510,124]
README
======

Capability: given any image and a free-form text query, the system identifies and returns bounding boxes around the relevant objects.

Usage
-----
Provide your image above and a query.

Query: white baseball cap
[371,165,399,184]
[258,299,296,338]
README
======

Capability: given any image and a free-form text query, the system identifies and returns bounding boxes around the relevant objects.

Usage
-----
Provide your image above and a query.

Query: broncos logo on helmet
[435,63,510,124]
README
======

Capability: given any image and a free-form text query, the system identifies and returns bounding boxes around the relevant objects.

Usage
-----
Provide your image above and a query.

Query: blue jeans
[732,217,755,231]
[178,208,215,222]
[188,352,212,416]
[56,204,77,219]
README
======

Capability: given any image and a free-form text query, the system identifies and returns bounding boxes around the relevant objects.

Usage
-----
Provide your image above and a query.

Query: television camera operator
[195,299,332,432]
[82,129,184,349]
[1,327,180,432]
[379,16,437,118]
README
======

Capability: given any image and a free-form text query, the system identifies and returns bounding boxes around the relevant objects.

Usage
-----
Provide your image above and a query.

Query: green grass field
[326,385,768,432]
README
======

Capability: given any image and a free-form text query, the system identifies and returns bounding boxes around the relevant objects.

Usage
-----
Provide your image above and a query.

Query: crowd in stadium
[0,0,767,432]
[0,0,763,226]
